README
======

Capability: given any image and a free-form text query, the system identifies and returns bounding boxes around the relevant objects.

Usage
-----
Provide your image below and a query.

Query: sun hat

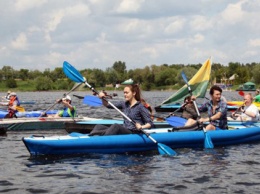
[9,92,16,96]
[63,95,71,101]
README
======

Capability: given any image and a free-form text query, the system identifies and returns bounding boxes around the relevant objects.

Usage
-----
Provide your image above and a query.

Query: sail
[159,57,212,106]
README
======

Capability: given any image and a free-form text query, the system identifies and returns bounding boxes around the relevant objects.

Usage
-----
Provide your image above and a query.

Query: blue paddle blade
[83,95,102,106]
[204,132,214,149]
[63,61,85,83]
[158,143,177,156]
[181,71,188,84]
[165,116,187,127]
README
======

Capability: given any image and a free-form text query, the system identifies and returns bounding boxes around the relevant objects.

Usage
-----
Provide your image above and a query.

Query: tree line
[1,61,260,91]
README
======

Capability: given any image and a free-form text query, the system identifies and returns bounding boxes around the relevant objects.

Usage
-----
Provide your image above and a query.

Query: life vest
[58,106,77,117]
[9,96,20,107]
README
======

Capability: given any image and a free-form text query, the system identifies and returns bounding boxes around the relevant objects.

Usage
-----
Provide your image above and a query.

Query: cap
[7,90,11,94]
[62,95,71,101]
[10,92,16,96]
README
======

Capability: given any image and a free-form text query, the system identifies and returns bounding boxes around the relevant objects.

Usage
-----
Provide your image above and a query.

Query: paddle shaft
[181,72,201,118]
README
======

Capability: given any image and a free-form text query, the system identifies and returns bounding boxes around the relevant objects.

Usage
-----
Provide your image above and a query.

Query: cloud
[15,0,47,11]
[0,0,260,71]
[115,0,145,13]
[11,33,28,50]
[248,39,260,47]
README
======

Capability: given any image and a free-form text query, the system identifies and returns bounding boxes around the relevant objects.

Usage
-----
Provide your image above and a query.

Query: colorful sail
[159,57,212,106]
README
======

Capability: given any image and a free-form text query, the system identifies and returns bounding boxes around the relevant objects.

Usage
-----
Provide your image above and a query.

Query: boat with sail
[155,58,212,112]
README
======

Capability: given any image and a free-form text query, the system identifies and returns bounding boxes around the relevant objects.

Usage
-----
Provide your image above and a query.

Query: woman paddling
[89,84,154,136]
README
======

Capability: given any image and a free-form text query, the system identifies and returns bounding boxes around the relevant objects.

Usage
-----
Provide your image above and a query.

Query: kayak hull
[65,119,172,134]
[23,127,260,156]
[0,116,98,131]
[65,119,260,134]
[0,110,58,119]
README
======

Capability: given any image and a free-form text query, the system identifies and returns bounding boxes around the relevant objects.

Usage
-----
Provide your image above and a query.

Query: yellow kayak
[227,101,260,109]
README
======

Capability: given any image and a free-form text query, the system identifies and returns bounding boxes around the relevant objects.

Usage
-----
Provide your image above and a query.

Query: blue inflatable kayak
[23,126,260,156]
[0,110,58,118]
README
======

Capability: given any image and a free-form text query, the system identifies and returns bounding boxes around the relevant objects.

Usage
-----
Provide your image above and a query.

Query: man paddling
[231,93,259,121]
[185,85,228,131]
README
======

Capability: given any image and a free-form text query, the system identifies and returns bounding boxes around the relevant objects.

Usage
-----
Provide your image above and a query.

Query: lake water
[1,90,260,193]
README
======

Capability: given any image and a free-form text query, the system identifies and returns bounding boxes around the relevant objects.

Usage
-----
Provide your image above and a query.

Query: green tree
[2,66,14,80]
[252,64,260,84]
[35,76,53,90]
[92,69,106,87]
[113,61,126,81]
[6,78,17,88]
[105,67,119,85]
[19,69,29,81]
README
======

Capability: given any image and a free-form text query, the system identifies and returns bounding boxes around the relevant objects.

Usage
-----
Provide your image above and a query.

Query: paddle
[16,106,25,112]
[181,71,214,149]
[63,61,176,156]
[40,83,83,117]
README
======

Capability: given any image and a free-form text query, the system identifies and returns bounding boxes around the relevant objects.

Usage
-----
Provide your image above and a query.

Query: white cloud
[189,16,213,31]
[11,33,28,50]
[14,0,47,11]
[164,17,185,35]
[248,39,260,47]
[220,1,245,24]
[115,0,145,13]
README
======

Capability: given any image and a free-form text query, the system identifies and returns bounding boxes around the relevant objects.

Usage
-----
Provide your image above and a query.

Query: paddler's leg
[184,118,197,126]
[104,124,132,135]
[89,124,108,136]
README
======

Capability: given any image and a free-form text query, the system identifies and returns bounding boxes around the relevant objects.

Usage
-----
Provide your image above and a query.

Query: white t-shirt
[240,104,259,121]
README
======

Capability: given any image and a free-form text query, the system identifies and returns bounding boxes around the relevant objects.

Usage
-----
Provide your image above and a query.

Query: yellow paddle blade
[16,106,25,112]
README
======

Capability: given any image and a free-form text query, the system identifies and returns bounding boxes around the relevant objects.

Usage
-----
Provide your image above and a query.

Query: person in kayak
[5,92,23,118]
[184,85,228,131]
[168,96,198,120]
[46,95,76,118]
[89,84,154,136]
[180,96,198,120]
[231,93,259,121]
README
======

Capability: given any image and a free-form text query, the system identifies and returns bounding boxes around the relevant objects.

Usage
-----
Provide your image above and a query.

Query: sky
[0,0,260,71]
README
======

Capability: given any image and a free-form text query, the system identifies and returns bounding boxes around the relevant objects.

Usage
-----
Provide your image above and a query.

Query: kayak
[0,110,58,119]
[65,117,260,134]
[227,101,260,110]
[65,119,172,134]
[0,116,97,131]
[23,126,260,156]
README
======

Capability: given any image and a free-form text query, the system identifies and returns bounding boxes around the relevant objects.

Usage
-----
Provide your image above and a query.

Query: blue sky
[0,0,260,71]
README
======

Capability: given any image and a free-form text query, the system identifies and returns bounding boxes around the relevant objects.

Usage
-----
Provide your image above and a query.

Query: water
[1,90,260,193]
